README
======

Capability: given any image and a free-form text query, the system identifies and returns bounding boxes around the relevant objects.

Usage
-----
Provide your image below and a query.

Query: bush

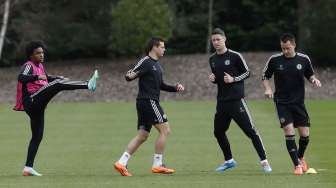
[109,0,173,56]
[303,0,336,66]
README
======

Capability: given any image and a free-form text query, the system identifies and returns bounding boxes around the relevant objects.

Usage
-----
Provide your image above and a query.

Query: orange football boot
[114,162,132,176]
[152,165,175,174]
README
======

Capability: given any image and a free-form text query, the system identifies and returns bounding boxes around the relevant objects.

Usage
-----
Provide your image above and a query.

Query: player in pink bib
[14,41,99,176]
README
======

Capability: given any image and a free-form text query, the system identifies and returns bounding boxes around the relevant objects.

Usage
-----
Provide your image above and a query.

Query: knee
[160,123,171,136]
[283,126,295,135]
[299,127,309,137]
[137,134,149,143]
[300,133,309,137]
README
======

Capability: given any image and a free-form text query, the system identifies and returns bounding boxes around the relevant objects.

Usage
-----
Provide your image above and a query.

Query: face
[153,41,166,57]
[30,47,44,63]
[211,34,226,51]
[280,40,296,58]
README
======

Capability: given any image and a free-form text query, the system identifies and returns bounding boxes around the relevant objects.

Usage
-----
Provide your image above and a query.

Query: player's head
[211,28,226,51]
[280,33,296,58]
[26,40,45,63]
[145,37,165,58]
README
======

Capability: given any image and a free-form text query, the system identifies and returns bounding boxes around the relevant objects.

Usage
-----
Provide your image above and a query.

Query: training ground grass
[0,100,335,188]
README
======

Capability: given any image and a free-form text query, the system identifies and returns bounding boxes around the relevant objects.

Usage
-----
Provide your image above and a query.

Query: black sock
[285,135,299,166]
[298,136,309,158]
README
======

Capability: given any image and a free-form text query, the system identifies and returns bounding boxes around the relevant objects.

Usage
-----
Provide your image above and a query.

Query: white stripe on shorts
[150,99,163,123]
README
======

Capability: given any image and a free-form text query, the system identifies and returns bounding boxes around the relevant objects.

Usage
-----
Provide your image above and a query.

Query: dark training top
[126,56,177,101]
[209,49,250,102]
[262,52,314,104]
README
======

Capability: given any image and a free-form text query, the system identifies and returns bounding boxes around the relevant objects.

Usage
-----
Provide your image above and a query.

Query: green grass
[0,100,335,188]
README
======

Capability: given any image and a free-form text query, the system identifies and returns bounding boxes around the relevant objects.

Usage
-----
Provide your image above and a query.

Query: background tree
[0,0,10,60]
[2,0,113,65]
[297,0,310,51]
[0,0,333,67]
[109,0,173,56]
[167,0,209,54]
[206,0,214,54]
[213,0,297,51]
[300,0,336,66]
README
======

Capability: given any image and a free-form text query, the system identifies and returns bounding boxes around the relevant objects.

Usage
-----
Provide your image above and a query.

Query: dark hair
[212,28,226,36]
[145,37,164,55]
[25,40,46,59]
[280,33,296,43]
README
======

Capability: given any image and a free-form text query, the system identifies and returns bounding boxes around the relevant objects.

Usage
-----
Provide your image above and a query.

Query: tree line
[0,0,334,66]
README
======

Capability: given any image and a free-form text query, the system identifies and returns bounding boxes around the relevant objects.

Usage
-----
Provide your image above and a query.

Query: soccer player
[262,33,322,175]
[114,37,184,176]
[208,28,272,173]
[14,41,99,176]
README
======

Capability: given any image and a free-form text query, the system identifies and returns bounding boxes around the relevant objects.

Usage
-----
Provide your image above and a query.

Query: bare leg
[126,129,149,155]
[153,122,171,154]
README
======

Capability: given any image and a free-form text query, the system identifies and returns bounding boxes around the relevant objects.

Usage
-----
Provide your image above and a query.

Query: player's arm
[232,54,250,82]
[262,79,273,99]
[208,59,217,84]
[223,55,250,84]
[160,81,184,92]
[125,69,147,81]
[208,58,217,84]
[18,64,39,83]
[46,73,65,82]
[304,56,322,88]
[309,75,322,87]
[125,60,149,81]
[262,57,274,98]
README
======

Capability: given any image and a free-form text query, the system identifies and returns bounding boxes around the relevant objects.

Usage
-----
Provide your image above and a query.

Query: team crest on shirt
[296,64,302,70]
[152,65,157,71]
[280,117,286,123]
[225,60,230,65]
[279,64,284,70]
[239,107,245,113]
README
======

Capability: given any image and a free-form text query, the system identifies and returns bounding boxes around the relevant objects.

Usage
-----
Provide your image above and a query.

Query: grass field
[0,100,335,188]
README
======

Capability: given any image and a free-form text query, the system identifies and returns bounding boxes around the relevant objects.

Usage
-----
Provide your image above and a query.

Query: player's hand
[209,73,216,82]
[264,89,274,99]
[38,75,47,80]
[125,70,137,80]
[223,72,234,83]
[311,78,322,88]
[176,83,184,92]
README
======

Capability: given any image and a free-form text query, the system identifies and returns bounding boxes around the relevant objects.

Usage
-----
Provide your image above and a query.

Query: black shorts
[275,103,310,128]
[136,99,168,132]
